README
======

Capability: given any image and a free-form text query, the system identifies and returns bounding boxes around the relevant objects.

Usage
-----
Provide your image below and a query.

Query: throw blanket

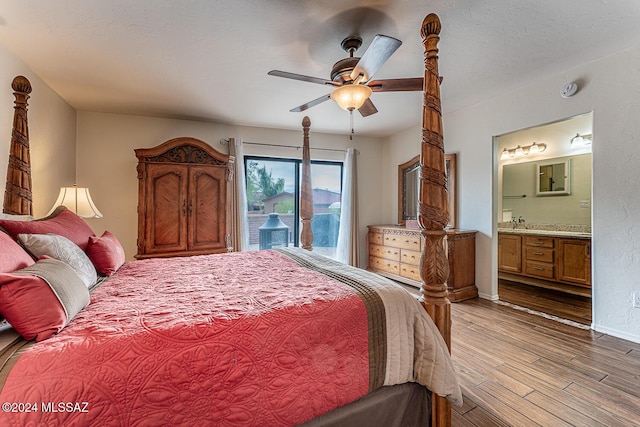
[0,248,461,426]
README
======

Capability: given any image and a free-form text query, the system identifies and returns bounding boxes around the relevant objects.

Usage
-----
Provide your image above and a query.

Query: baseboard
[478,292,499,301]
[593,325,640,345]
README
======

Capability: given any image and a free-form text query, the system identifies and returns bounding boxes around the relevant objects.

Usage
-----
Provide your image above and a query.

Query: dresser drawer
[368,232,383,245]
[524,247,554,263]
[523,236,554,248]
[525,261,554,279]
[383,234,421,251]
[399,263,421,281]
[368,256,400,275]
[400,248,421,266]
[369,243,400,261]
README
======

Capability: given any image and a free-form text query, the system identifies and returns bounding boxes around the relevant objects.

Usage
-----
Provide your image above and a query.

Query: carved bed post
[3,76,33,216]
[300,116,314,250]
[418,14,452,427]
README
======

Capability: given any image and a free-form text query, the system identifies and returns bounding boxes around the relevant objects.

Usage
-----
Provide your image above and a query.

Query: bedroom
[0,1,638,424]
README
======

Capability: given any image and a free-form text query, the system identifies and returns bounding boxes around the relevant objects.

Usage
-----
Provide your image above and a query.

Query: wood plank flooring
[498,279,592,325]
[449,298,640,426]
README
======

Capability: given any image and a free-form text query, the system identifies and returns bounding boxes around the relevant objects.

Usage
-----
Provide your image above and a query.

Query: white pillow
[17,233,97,288]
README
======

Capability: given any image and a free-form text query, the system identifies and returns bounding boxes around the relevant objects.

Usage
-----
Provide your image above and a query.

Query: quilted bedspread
[0,248,461,426]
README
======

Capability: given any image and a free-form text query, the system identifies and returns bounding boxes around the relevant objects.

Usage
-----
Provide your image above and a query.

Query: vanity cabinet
[498,232,591,296]
[498,234,522,273]
[367,225,478,302]
[523,236,555,280]
[556,238,591,286]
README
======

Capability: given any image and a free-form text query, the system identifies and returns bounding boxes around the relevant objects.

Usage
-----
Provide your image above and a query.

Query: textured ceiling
[0,0,639,138]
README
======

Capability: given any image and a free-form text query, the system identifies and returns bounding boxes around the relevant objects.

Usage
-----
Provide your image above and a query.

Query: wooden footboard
[418,13,453,427]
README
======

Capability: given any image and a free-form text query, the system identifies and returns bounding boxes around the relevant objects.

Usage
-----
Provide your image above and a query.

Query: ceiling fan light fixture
[330,84,372,111]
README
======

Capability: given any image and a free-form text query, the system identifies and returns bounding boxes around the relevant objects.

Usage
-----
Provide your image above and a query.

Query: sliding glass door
[244,156,342,258]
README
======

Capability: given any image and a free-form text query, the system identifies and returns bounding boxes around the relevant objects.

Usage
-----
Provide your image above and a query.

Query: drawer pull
[535,241,544,245]
[533,251,544,256]
[533,266,545,271]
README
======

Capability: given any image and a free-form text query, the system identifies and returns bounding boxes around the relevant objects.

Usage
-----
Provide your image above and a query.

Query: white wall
[384,46,640,343]
[0,45,76,217]
[76,112,385,267]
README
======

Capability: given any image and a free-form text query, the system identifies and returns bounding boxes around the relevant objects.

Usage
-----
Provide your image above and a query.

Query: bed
[0,12,458,427]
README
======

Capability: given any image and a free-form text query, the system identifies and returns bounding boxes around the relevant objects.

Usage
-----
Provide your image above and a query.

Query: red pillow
[0,231,35,273]
[86,230,125,276]
[0,258,90,341]
[0,206,95,251]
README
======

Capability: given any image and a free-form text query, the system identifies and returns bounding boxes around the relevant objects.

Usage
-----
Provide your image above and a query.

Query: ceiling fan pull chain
[350,109,354,140]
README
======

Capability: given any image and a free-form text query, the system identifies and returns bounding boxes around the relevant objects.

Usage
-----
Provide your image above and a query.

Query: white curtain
[228,138,250,251]
[336,148,359,266]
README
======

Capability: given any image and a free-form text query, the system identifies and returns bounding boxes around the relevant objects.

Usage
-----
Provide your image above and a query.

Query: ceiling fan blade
[368,77,423,92]
[349,34,402,83]
[358,98,378,117]
[290,94,332,112]
[268,70,339,87]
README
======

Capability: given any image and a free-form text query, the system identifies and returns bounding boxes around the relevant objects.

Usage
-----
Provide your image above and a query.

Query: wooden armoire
[135,137,235,259]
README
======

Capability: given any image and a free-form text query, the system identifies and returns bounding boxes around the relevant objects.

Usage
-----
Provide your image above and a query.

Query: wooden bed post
[300,116,313,250]
[418,14,452,427]
[3,76,33,216]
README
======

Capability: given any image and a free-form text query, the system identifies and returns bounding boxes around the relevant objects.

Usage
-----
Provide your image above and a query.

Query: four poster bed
[0,13,459,427]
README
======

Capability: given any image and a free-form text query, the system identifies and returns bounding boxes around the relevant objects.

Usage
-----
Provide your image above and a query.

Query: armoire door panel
[146,165,188,253]
[188,166,226,251]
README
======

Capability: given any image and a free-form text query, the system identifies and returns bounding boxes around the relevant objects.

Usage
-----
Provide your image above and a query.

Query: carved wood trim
[300,116,314,251]
[419,13,452,427]
[3,76,33,216]
[135,137,229,166]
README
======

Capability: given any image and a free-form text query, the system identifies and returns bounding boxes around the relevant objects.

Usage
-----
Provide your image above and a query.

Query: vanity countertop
[497,228,591,238]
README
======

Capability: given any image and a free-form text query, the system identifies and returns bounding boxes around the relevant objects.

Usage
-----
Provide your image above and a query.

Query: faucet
[511,216,525,229]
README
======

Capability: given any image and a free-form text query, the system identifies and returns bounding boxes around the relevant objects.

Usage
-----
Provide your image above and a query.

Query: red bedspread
[0,250,372,426]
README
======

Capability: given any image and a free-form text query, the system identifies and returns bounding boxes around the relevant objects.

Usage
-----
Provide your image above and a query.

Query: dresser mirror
[398,153,456,227]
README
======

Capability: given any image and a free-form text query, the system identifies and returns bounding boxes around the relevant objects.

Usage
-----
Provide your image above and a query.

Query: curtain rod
[220,138,353,154]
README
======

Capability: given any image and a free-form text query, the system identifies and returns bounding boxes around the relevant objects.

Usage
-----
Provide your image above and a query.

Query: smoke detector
[561,82,578,98]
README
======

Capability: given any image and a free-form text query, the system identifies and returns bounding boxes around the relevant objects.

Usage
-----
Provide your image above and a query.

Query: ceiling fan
[268,34,423,117]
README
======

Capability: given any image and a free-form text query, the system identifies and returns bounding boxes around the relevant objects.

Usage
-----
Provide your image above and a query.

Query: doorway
[495,113,593,326]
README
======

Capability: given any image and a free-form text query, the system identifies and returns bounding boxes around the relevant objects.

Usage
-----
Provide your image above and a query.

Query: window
[245,156,343,258]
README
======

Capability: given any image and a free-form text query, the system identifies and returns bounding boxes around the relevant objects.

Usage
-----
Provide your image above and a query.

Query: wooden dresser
[367,225,478,302]
[135,137,235,259]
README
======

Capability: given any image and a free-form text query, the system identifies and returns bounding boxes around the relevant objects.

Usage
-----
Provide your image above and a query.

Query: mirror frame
[536,159,571,196]
[398,153,456,228]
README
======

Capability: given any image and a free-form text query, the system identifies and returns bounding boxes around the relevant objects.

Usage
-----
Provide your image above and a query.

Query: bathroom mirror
[536,159,571,196]
[398,154,456,227]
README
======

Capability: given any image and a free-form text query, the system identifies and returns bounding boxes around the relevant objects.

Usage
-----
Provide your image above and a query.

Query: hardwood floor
[498,280,592,325]
[449,298,640,426]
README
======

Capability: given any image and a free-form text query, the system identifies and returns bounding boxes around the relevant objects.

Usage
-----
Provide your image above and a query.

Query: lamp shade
[47,186,103,218]
[330,84,372,111]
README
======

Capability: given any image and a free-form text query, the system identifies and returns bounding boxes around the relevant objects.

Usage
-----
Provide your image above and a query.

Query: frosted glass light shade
[47,186,103,218]
[330,84,372,111]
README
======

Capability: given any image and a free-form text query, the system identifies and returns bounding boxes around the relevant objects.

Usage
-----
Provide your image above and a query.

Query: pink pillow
[0,206,95,251]
[0,231,35,273]
[0,258,90,341]
[86,230,125,276]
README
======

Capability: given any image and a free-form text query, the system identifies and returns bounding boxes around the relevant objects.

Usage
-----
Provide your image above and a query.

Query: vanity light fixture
[499,141,547,160]
[570,133,592,147]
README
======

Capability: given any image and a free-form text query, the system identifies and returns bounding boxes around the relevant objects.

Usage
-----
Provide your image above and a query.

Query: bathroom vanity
[497,228,591,297]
